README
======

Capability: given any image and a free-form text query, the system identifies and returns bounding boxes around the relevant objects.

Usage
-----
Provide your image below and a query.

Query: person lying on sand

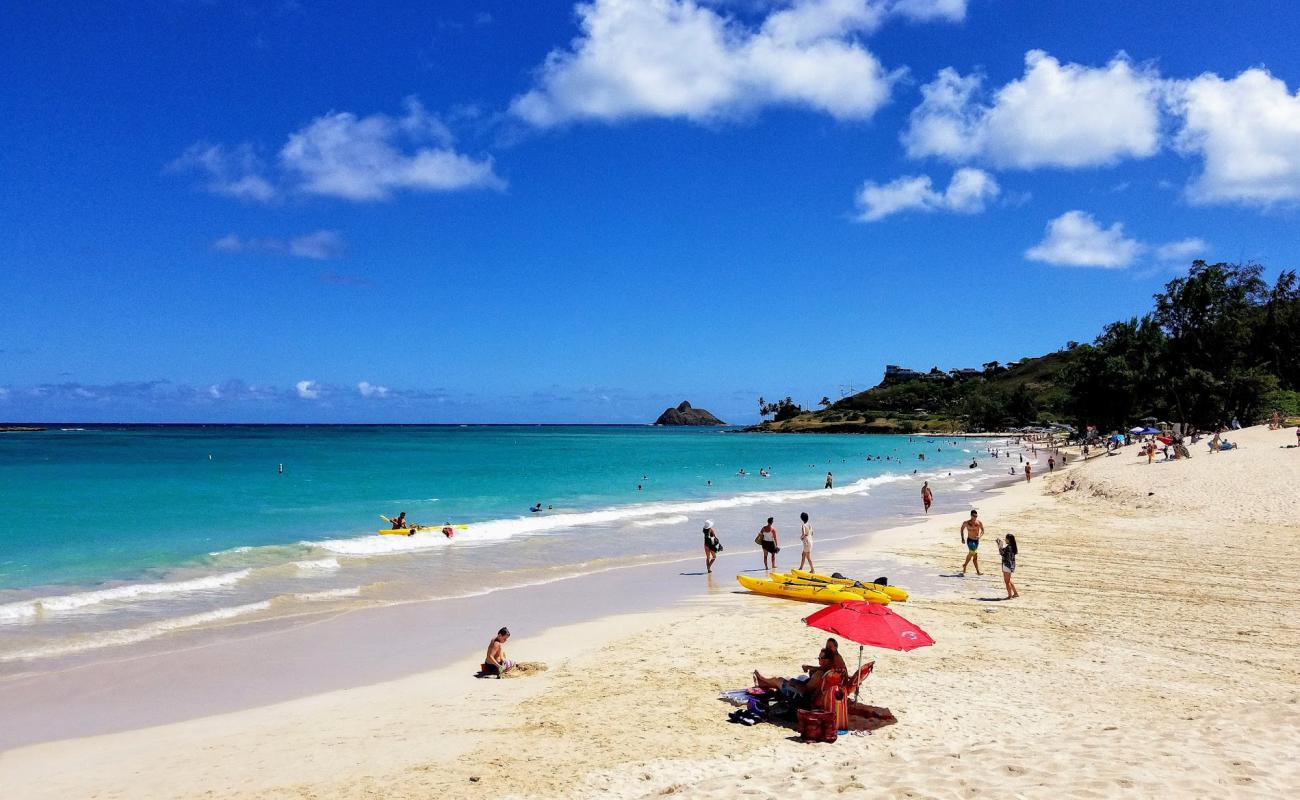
[482,627,514,678]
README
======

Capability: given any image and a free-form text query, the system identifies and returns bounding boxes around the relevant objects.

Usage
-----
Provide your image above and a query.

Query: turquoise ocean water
[0,425,1009,667]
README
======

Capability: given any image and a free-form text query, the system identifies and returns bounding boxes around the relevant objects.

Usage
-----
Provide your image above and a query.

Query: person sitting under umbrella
[752,648,837,703]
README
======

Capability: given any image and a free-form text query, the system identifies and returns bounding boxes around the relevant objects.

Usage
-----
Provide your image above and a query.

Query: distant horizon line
[0,421,743,428]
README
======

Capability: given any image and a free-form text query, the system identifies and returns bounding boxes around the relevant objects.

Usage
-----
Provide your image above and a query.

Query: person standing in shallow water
[702,520,722,574]
[824,472,833,489]
[798,512,815,573]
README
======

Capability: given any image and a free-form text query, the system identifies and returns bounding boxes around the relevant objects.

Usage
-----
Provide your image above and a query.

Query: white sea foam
[306,474,909,556]
[292,557,341,572]
[0,601,272,662]
[632,515,690,528]
[291,587,362,602]
[0,570,251,623]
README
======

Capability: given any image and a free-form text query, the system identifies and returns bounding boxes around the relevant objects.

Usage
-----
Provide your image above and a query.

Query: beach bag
[755,532,765,546]
[796,709,838,743]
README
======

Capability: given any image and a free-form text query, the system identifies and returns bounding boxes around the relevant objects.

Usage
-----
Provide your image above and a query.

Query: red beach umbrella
[804,601,934,651]
[804,601,934,702]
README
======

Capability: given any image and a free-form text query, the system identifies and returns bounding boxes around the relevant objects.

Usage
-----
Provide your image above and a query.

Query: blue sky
[3,0,1300,423]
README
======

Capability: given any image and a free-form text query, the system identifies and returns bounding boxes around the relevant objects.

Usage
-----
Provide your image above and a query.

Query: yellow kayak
[378,524,469,537]
[790,568,909,602]
[736,574,863,604]
[770,572,890,604]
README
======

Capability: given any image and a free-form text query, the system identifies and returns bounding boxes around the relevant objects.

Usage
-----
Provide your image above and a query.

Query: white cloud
[176,98,503,202]
[280,98,505,200]
[903,50,1163,169]
[510,0,933,126]
[212,230,345,260]
[358,381,389,398]
[1025,210,1143,268]
[296,380,320,399]
[288,230,346,260]
[1173,67,1300,205]
[890,0,965,21]
[1155,237,1208,262]
[170,143,276,202]
[855,167,998,221]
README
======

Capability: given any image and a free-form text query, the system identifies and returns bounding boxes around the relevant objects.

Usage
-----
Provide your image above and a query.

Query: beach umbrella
[1129,426,1145,434]
[804,602,934,701]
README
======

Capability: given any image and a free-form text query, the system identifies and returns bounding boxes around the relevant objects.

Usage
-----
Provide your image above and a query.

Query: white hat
[704,519,714,529]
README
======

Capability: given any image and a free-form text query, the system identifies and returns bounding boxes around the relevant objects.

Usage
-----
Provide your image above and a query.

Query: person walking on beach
[824,472,833,489]
[482,627,514,678]
[997,535,1019,599]
[960,510,984,576]
[758,517,779,571]
[1048,456,1055,472]
[798,512,815,572]
[921,481,933,514]
[703,520,722,573]
[1024,462,1032,482]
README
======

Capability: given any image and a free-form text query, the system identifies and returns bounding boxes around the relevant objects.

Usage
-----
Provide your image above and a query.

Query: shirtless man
[482,627,513,678]
[960,510,984,576]
[921,481,933,514]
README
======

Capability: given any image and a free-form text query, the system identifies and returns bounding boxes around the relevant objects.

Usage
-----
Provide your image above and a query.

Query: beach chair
[818,662,874,732]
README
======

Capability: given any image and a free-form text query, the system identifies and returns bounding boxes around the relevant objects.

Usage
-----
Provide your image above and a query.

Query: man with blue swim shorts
[960,509,984,576]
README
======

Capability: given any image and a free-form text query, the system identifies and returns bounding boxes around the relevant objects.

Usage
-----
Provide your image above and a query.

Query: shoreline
[4,427,1295,797]
[0,460,1015,750]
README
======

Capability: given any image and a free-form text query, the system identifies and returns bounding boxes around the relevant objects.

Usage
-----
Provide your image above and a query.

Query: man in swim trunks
[391,512,407,530]
[483,627,514,678]
[921,482,933,514]
[825,472,833,489]
[960,510,984,576]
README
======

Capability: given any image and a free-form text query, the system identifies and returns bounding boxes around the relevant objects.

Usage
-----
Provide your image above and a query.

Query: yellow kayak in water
[735,574,862,604]
[769,572,890,604]
[789,568,909,602]
[378,524,469,537]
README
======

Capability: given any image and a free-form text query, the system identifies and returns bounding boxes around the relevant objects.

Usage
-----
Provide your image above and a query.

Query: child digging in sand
[483,627,514,677]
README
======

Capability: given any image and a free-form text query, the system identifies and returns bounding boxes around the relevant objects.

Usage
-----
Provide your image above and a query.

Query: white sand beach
[3,425,1298,799]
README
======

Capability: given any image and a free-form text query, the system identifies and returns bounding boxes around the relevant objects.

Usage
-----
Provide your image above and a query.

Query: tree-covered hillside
[755,262,1300,434]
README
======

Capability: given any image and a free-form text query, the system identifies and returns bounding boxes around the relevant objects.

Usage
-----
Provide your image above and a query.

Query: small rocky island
[654,401,726,426]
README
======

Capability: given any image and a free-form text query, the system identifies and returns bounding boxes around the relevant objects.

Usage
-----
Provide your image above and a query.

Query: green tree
[1062,317,1167,432]
[1152,261,1267,427]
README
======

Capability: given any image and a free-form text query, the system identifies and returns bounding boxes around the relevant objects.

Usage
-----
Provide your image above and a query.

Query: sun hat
[704,519,714,529]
